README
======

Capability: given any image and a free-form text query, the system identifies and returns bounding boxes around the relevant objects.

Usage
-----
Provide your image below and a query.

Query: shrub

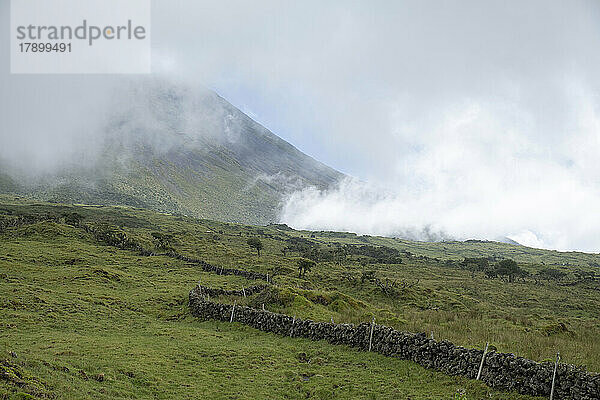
[495,259,525,282]
[297,258,315,278]
[247,237,263,256]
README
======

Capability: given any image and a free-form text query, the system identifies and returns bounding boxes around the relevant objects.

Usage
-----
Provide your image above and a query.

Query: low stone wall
[0,214,59,233]
[193,284,268,298]
[80,223,269,281]
[168,252,269,281]
[189,285,599,400]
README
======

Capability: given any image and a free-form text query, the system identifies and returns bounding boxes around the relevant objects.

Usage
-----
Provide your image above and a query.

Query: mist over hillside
[0,77,343,224]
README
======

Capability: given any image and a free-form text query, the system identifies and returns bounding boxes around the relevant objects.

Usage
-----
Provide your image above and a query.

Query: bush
[297,258,316,278]
[495,259,525,282]
[537,268,566,282]
[247,237,263,256]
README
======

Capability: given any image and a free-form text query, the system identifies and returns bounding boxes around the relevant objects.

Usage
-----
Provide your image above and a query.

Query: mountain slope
[0,81,343,224]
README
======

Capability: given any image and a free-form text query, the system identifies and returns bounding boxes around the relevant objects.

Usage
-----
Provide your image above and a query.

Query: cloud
[0,73,248,185]
[281,81,600,252]
[147,0,600,180]
[246,172,306,193]
[281,177,451,241]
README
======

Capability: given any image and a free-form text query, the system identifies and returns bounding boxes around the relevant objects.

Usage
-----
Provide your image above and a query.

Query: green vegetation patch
[2,197,596,398]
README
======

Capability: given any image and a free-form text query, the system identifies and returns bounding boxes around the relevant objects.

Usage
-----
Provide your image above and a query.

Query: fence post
[242,286,246,298]
[476,342,489,380]
[266,273,269,283]
[430,331,434,340]
[290,315,295,337]
[262,303,265,311]
[368,317,375,352]
[550,351,560,400]
[230,301,236,323]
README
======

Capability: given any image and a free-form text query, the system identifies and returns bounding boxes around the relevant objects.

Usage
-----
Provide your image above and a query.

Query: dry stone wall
[193,284,268,298]
[168,252,269,281]
[80,223,270,281]
[189,285,599,400]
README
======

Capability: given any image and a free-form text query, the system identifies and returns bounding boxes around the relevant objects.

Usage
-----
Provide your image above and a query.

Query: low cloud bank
[281,176,600,252]
[0,76,248,184]
[281,178,451,242]
[281,87,600,253]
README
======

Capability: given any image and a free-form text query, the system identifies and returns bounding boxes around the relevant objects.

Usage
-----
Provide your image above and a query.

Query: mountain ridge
[0,80,344,224]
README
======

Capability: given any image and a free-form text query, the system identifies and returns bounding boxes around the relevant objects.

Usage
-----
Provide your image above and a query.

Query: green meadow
[2,195,598,399]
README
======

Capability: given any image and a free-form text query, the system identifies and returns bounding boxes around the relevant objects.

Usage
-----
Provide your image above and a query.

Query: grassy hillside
[0,85,343,225]
[1,196,598,398]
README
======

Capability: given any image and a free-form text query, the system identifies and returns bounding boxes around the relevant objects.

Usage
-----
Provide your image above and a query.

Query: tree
[302,247,321,262]
[297,258,315,278]
[332,247,347,266]
[495,259,523,283]
[247,237,263,256]
[484,266,498,279]
[461,257,489,278]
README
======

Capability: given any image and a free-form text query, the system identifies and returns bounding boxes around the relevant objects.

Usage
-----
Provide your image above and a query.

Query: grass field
[2,195,598,399]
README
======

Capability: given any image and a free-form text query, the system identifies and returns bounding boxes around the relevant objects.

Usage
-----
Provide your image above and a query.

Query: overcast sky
[2,1,600,251]
[150,0,600,177]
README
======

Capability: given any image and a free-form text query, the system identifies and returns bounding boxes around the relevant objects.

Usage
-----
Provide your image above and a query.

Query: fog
[2,1,600,251]
[0,69,239,182]
[283,80,600,251]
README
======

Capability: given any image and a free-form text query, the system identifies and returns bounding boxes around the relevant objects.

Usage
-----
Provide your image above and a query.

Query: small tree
[496,259,523,283]
[302,247,321,262]
[297,258,315,278]
[461,257,489,278]
[247,237,263,256]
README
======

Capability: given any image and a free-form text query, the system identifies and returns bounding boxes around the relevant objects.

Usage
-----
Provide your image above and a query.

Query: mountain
[0,80,343,224]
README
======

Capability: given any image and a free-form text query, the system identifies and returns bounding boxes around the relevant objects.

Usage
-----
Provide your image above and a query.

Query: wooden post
[368,317,375,352]
[230,301,236,323]
[262,303,265,311]
[430,331,434,340]
[242,286,246,298]
[550,352,560,400]
[290,315,295,337]
[266,273,269,283]
[476,342,489,380]
[331,317,334,324]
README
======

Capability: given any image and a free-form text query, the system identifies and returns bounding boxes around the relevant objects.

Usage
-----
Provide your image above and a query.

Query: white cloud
[282,84,600,252]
